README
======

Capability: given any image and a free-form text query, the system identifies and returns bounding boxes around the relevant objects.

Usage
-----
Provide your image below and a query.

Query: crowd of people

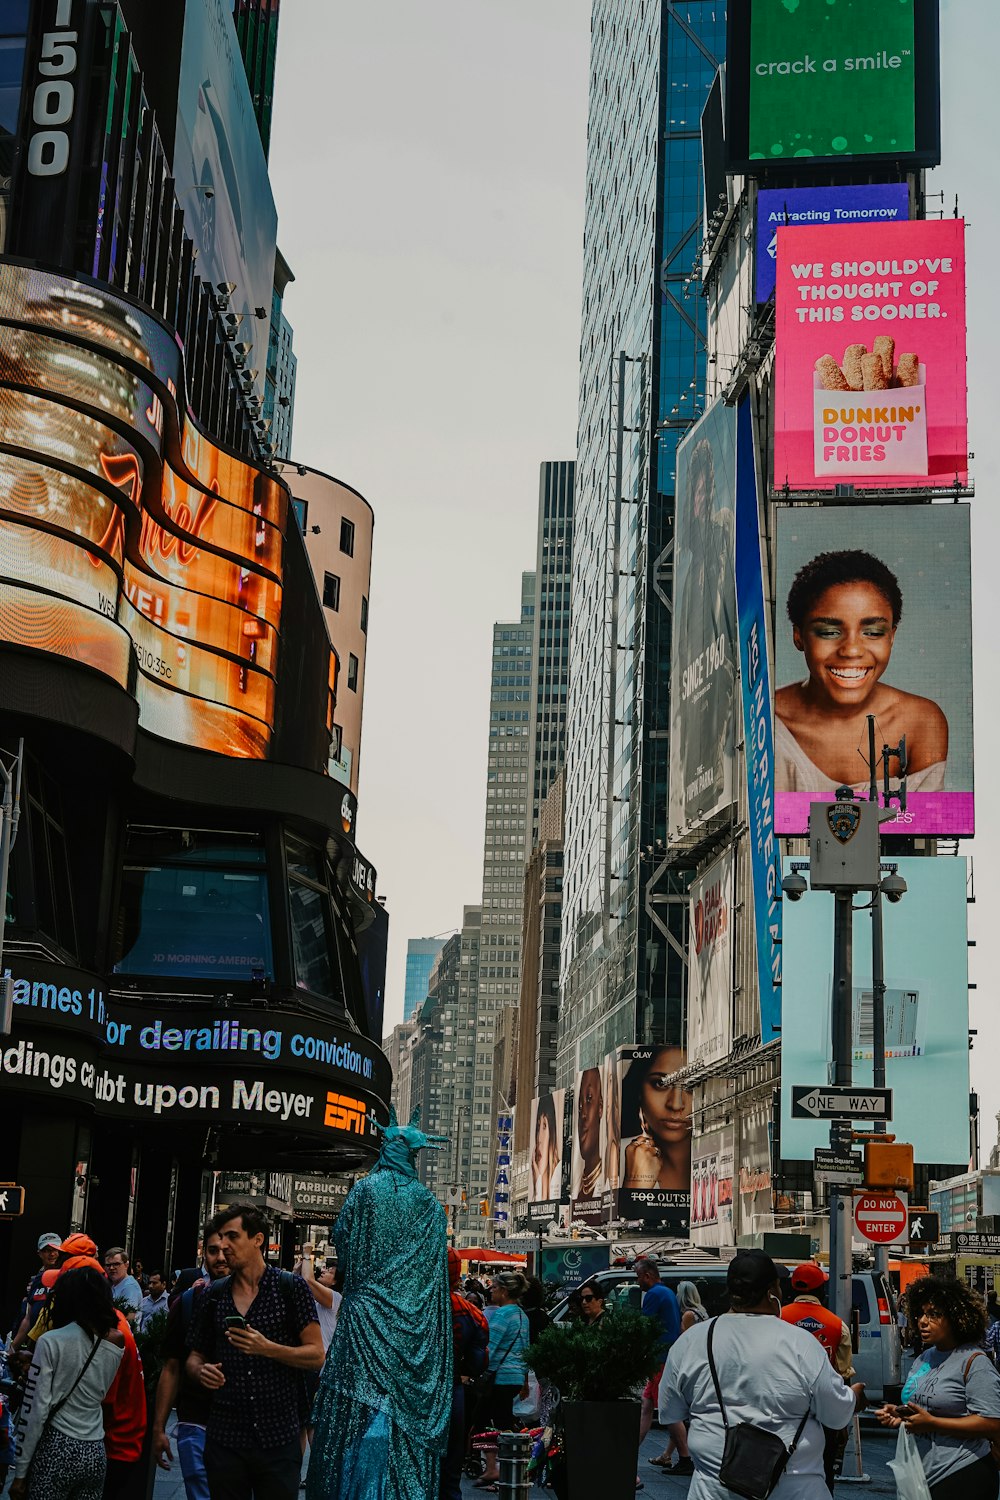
[6,1214,1000,1500]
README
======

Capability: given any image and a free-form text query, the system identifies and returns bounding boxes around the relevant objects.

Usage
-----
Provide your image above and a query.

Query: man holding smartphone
[186,1205,324,1500]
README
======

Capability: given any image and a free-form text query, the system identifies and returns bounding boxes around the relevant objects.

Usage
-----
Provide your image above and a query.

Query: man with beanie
[441,1249,488,1500]
[781,1263,855,1492]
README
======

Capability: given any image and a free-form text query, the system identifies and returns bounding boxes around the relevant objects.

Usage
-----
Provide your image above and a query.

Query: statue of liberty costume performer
[306,1106,453,1499]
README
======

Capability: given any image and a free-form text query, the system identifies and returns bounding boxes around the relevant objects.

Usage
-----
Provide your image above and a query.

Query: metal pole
[497,1431,532,1500]
[829,889,854,1331]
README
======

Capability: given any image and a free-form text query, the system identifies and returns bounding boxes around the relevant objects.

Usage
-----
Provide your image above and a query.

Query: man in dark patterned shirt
[187,1204,323,1500]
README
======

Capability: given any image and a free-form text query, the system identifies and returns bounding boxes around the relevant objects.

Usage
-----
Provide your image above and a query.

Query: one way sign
[791,1085,893,1121]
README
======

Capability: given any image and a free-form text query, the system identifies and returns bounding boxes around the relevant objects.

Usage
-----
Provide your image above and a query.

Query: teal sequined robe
[306,1143,452,1499]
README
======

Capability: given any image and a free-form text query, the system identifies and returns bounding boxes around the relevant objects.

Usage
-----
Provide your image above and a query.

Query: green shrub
[525,1310,662,1403]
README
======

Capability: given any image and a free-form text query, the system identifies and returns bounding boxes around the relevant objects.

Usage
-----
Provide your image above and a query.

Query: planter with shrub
[526,1310,662,1498]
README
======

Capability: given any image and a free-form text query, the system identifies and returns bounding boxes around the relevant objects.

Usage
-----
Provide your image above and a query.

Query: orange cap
[59,1233,97,1258]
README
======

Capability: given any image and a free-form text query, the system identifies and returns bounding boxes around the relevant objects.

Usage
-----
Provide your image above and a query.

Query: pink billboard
[773,220,967,491]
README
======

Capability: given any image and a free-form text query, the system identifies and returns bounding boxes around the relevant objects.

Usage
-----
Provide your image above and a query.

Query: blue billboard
[735,400,780,1044]
[779,857,971,1168]
[755,184,910,303]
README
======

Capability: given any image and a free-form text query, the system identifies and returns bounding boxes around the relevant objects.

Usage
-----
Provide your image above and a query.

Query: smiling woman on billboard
[775,548,948,795]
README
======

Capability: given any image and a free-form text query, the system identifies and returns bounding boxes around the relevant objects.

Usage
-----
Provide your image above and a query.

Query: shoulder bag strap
[706,1317,729,1431]
[787,1402,813,1458]
[964,1350,988,1382]
[47,1334,104,1423]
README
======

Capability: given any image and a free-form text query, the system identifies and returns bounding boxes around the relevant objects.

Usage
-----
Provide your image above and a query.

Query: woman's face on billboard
[641,1047,692,1148]
[577,1069,603,1159]
[792,581,896,708]
[534,1106,552,1167]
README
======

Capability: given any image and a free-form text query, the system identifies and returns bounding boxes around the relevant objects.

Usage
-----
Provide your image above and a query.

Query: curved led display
[0,262,305,759]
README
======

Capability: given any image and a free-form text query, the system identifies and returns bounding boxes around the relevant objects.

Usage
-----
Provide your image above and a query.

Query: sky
[270,2,1000,1167]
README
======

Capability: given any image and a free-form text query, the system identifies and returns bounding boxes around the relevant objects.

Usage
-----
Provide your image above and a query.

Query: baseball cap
[790,1262,828,1293]
[60,1256,106,1276]
[727,1249,780,1304]
[60,1233,97,1257]
[37,1233,62,1251]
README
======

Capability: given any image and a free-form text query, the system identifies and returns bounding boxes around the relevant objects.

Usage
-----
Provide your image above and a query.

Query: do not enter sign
[854,1191,909,1245]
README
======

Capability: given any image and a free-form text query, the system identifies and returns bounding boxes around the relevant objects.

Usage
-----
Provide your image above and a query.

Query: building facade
[558,0,726,1086]
[528,462,574,841]
[403,937,447,1024]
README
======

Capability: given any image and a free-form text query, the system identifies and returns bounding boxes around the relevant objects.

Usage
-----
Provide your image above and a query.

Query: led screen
[749,0,915,161]
[687,851,733,1071]
[755,184,910,304]
[773,504,973,836]
[773,219,967,490]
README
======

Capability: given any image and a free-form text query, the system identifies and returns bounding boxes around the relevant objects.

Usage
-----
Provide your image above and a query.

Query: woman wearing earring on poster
[604,1059,621,1194]
[531,1096,560,1202]
[774,550,948,794]
[622,1047,694,1194]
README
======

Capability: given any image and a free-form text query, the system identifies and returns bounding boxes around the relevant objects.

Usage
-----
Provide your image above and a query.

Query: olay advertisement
[774,504,973,836]
[687,851,733,1070]
[773,220,967,489]
[0,263,289,759]
[618,1046,691,1233]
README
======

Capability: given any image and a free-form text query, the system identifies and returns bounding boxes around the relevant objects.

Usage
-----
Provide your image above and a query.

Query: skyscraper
[558,2,726,1084]
[404,937,447,1022]
[528,462,575,843]
[468,573,536,1217]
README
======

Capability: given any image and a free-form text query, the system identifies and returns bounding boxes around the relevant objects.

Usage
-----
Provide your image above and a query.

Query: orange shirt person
[781,1263,854,1380]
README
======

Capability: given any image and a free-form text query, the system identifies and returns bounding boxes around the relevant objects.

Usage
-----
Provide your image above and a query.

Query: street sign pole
[829,886,854,1332]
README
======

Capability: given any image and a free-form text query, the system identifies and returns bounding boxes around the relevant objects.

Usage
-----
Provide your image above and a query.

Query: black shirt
[187,1268,318,1449]
[163,1286,212,1426]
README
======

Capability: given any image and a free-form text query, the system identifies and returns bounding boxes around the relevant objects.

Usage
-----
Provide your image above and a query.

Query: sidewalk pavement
[152,1417,899,1497]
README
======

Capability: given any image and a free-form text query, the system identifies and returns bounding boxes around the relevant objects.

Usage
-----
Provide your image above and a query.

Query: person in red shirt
[781,1262,856,1493]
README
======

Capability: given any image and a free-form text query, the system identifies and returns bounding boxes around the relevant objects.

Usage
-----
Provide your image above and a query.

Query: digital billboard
[779,857,971,1168]
[773,219,967,490]
[668,400,737,844]
[570,1063,615,1225]
[738,1107,775,1240]
[734,401,781,1043]
[618,1046,691,1233]
[174,0,278,394]
[691,1126,735,1247]
[528,1088,566,1225]
[748,0,915,162]
[0,262,320,762]
[687,851,733,1071]
[756,185,910,304]
[774,504,973,836]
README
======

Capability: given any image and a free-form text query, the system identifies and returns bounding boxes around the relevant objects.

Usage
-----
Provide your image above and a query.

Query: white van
[549,1262,901,1403]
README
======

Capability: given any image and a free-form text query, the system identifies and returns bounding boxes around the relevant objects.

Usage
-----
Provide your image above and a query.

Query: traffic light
[479,1196,490,1218]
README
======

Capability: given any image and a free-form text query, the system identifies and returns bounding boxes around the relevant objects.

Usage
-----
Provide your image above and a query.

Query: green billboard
[749,0,916,161]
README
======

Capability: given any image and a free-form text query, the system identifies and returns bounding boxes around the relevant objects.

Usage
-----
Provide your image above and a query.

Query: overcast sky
[270,1,1000,1168]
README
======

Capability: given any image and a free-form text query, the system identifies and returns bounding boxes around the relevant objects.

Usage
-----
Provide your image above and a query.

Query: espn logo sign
[324,1091,366,1135]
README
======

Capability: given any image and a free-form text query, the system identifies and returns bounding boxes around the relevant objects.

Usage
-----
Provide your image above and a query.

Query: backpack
[452,1294,489,1380]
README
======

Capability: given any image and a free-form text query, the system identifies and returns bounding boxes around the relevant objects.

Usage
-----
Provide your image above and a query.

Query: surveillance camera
[781,870,808,902]
[881,872,907,904]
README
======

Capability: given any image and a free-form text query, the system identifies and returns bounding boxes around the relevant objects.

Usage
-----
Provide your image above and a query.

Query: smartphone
[224,1315,246,1332]
[896,1405,917,1418]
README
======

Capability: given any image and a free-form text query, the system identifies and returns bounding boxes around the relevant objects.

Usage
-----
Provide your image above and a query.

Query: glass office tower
[558,1,726,1083]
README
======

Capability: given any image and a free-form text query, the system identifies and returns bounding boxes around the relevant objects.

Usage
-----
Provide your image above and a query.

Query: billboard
[755,185,910,304]
[734,402,781,1042]
[691,1126,735,1247]
[779,857,971,1167]
[618,1046,691,1233]
[174,0,278,394]
[668,400,737,843]
[748,0,915,162]
[774,505,973,837]
[738,1107,775,1240]
[529,1088,566,1225]
[773,219,967,490]
[570,1062,617,1225]
[0,262,314,763]
[687,851,733,1070]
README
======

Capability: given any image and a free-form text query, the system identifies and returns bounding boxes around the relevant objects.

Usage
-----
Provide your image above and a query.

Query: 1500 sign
[26,1,80,177]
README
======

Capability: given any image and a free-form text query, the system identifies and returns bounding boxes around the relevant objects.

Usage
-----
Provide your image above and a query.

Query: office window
[340,517,355,556]
[360,595,369,634]
[323,572,340,610]
[348,654,359,691]
[291,497,307,534]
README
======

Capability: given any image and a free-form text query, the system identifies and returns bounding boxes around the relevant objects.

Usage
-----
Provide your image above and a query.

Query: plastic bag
[513,1373,542,1421]
[888,1423,933,1500]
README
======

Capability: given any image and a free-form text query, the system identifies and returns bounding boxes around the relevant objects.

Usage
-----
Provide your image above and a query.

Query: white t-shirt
[316,1291,342,1352]
[659,1314,856,1500]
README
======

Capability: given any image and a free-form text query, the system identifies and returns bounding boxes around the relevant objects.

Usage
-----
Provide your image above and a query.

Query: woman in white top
[775,550,947,797]
[659,1250,864,1500]
[12,1267,125,1500]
